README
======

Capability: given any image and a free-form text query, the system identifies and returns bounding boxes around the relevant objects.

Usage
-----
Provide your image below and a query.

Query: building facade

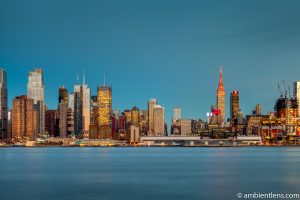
[294,81,300,117]
[82,82,90,135]
[45,110,58,137]
[153,104,165,135]
[98,86,112,126]
[11,96,35,141]
[131,107,139,127]
[0,69,8,141]
[230,91,239,119]
[148,99,157,135]
[173,107,181,122]
[27,68,45,136]
[216,66,226,124]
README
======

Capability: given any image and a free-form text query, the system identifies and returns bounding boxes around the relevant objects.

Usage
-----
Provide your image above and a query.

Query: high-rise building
[82,79,90,134]
[131,107,139,127]
[98,85,112,139]
[153,104,164,135]
[294,81,300,116]
[59,103,68,138]
[148,99,157,135]
[74,85,82,136]
[45,110,58,137]
[0,69,8,141]
[58,87,68,138]
[216,66,226,123]
[173,106,181,122]
[27,68,45,136]
[230,91,239,119]
[98,86,112,126]
[11,96,34,141]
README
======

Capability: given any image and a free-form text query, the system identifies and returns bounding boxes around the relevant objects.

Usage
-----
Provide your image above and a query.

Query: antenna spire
[83,70,86,85]
[219,65,223,85]
[104,70,106,86]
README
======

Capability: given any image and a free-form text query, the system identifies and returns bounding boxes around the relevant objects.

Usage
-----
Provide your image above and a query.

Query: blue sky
[1,0,300,125]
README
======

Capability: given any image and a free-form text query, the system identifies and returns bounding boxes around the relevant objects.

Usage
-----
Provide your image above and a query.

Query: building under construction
[274,96,299,135]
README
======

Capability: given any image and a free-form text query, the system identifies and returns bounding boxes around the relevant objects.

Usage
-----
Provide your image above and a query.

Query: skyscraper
[82,76,90,135]
[294,81,300,116]
[153,104,165,135]
[216,66,226,123]
[131,106,139,127]
[0,69,8,141]
[173,107,181,122]
[11,95,34,141]
[74,85,82,136]
[27,68,45,136]
[230,91,239,119]
[58,87,68,138]
[148,98,157,135]
[98,86,112,126]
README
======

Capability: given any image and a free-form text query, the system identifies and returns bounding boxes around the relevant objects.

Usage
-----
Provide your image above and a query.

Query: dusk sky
[1,0,300,124]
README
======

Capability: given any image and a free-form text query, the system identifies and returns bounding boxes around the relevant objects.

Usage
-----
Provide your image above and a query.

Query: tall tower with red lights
[216,66,226,123]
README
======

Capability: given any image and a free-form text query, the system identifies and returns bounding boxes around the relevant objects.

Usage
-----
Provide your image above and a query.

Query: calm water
[1,147,300,200]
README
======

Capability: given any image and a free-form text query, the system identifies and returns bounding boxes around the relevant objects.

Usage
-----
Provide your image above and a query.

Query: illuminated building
[153,104,164,135]
[131,107,139,127]
[173,107,181,122]
[294,81,300,116]
[148,99,157,135]
[11,95,34,141]
[274,96,299,135]
[98,86,112,126]
[27,68,45,136]
[82,84,90,135]
[45,110,58,137]
[216,66,226,124]
[0,69,8,141]
[98,86,112,139]
[230,91,239,119]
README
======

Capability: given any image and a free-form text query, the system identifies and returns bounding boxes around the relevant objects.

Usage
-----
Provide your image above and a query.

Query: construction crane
[283,80,287,98]
[288,86,292,99]
[278,84,283,98]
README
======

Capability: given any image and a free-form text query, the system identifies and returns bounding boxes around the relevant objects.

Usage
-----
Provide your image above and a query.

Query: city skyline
[2,0,300,125]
